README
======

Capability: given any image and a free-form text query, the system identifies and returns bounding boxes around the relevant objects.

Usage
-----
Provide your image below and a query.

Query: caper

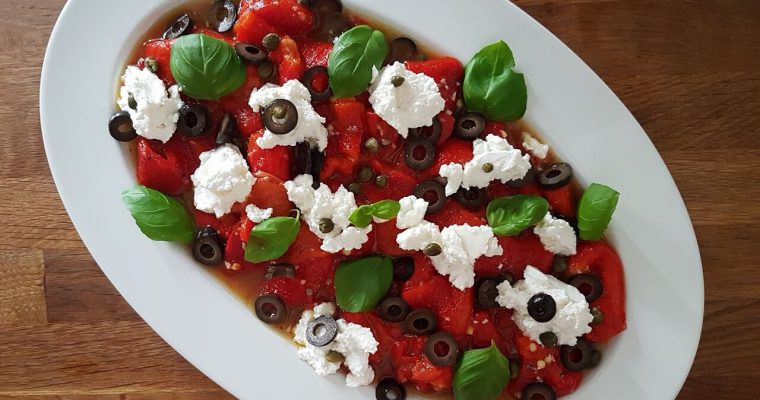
[423,243,442,257]
[552,256,568,273]
[262,33,281,50]
[326,350,344,363]
[127,93,137,110]
[348,182,362,195]
[357,166,374,183]
[590,307,604,325]
[271,105,287,120]
[144,57,159,73]
[364,137,380,153]
[257,60,275,81]
[391,75,405,87]
[319,218,335,234]
[482,163,494,173]
[375,174,389,188]
[539,331,559,348]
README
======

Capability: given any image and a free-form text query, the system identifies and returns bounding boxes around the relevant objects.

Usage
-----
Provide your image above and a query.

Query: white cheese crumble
[245,204,273,223]
[522,133,549,159]
[397,222,502,290]
[368,62,445,137]
[396,196,429,229]
[496,266,592,346]
[438,134,532,196]
[293,303,379,387]
[117,66,183,143]
[191,144,255,217]
[284,174,372,253]
[533,213,577,256]
[248,80,329,150]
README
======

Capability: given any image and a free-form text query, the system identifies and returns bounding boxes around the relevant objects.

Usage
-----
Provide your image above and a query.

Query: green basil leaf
[121,185,195,243]
[371,200,401,220]
[244,215,300,263]
[335,256,393,312]
[328,25,388,98]
[453,343,510,400]
[463,41,527,122]
[486,194,549,236]
[349,205,374,228]
[170,33,246,100]
[578,183,620,241]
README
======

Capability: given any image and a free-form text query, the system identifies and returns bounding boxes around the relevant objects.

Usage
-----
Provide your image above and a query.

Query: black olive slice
[192,227,223,266]
[455,187,486,210]
[306,315,339,347]
[163,13,194,40]
[568,273,603,303]
[263,99,298,135]
[392,257,415,281]
[264,263,296,280]
[310,149,325,188]
[506,165,537,189]
[537,163,573,189]
[291,142,313,177]
[255,294,287,324]
[311,0,343,13]
[413,180,446,215]
[560,338,594,371]
[521,382,556,400]
[527,293,557,323]
[210,0,237,33]
[387,37,419,64]
[453,113,486,140]
[377,297,411,323]
[234,43,268,65]
[408,117,442,143]
[109,111,137,142]
[216,113,246,151]
[404,138,436,170]
[404,308,437,335]
[376,378,406,400]
[300,66,332,102]
[178,104,209,137]
[476,279,500,309]
[423,331,459,366]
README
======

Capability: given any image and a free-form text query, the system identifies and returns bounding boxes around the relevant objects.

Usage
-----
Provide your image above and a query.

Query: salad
[108,1,626,399]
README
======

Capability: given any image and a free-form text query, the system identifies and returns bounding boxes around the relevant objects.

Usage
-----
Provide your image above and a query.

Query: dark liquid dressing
[117,1,582,398]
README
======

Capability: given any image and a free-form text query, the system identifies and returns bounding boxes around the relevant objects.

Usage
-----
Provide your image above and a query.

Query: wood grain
[0,0,757,398]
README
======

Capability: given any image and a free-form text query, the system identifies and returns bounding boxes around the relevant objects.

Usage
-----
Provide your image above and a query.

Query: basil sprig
[578,183,620,241]
[486,195,549,236]
[463,41,527,122]
[328,25,388,98]
[453,343,510,400]
[349,200,401,228]
[244,212,301,263]
[170,33,246,100]
[121,185,195,243]
[335,256,393,312]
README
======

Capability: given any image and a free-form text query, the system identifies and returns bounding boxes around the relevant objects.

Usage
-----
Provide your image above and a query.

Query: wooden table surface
[1,0,758,398]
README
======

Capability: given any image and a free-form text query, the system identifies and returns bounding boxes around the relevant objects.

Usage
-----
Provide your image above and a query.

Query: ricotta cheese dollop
[522,133,549,159]
[248,80,329,151]
[245,204,273,223]
[396,195,429,229]
[439,134,532,196]
[496,266,593,346]
[533,213,577,256]
[368,62,445,137]
[117,66,183,143]
[191,144,255,218]
[397,222,502,290]
[293,303,379,387]
[284,174,372,253]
